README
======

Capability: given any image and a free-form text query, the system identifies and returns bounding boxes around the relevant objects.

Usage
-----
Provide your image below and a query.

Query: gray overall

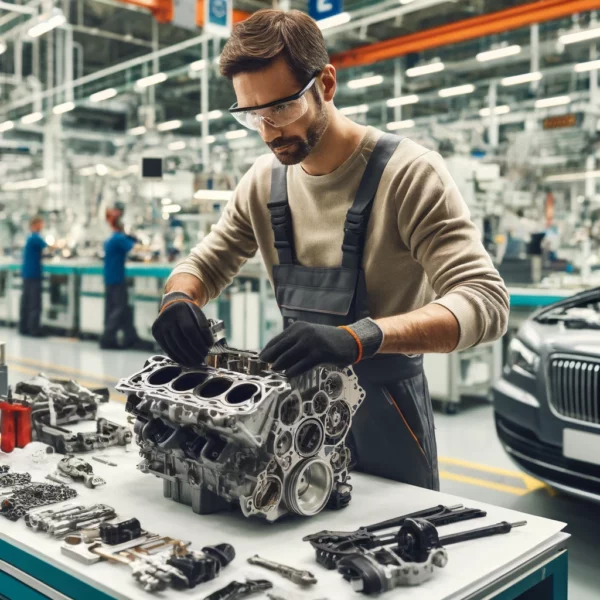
[267,134,439,490]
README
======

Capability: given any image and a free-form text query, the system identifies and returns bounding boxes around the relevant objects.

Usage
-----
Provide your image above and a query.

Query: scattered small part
[26,503,117,537]
[92,456,117,467]
[204,579,273,600]
[0,396,32,453]
[57,456,106,488]
[0,482,77,521]
[99,518,143,545]
[46,473,71,485]
[0,471,32,487]
[247,555,317,586]
[202,543,236,568]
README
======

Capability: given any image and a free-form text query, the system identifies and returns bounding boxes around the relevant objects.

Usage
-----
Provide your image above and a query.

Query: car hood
[520,319,600,358]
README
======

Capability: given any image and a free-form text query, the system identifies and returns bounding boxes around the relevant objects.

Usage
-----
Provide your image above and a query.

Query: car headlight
[507,338,540,375]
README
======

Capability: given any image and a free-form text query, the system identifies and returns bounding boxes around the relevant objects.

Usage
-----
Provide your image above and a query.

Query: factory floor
[1,326,597,599]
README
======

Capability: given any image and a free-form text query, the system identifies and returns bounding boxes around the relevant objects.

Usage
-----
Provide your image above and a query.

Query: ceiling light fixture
[406,62,445,78]
[476,45,521,62]
[340,105,369,116]
[135,73,167,89]
[545,170,600,182]
[21,112,43,124]
[317,12,351,30]
[161,198,172,205]
[501,72,542,86]
[196,110,223,122]
[386,94,419,107]
[79,166,96,176]
[575,59,600,73]
[190,59,206,71]
[0,41,7,56]
[206,135,216,144]
[157,119,182,132]
[0,121,14,133]
[347,75,384,89]
[194,189,233,201]
[163,204,182,214]
[168,141,186,151]
[535,95,571,109]
[28,12,66,38]
[52,102,75,115]
[90,88,117,103]
[559,27,600,45]
[128,126,146,136]
[386,119,415,130]
[438,84,476,98]
[479,105,511,117]
[95,164,109,176]
[3,178,48,191]
[225,129,248,140]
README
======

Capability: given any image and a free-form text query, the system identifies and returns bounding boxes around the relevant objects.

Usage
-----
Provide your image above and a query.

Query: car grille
[549,356,600,425]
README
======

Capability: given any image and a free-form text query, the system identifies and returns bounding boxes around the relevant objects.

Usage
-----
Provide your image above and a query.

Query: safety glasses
[228,76,318,131]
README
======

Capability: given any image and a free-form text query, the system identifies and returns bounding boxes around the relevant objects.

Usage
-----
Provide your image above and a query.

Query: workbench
[0,402,569,600]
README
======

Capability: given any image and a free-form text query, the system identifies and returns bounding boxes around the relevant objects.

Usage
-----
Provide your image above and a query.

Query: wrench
[247,555,317,586]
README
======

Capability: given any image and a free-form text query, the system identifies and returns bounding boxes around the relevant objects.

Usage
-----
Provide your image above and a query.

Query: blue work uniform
[19,232,48,336]
[100,232,138,348]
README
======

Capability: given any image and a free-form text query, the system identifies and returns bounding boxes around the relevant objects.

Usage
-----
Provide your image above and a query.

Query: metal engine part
[117,324,365,522]
[26,503,116,537]
[55,456,106,489]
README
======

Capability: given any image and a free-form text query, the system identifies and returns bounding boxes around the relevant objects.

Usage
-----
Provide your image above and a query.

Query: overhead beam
[331,0,600,69]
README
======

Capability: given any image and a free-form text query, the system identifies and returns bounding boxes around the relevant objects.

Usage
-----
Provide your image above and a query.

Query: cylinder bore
[295,418,324,458]
[279,394,301,426]
[225,383,260,405]
[253,476,282,511]
[197,377,233,398]
[285,459,333,517]
[171,371,209,392]
[147,366,182,386]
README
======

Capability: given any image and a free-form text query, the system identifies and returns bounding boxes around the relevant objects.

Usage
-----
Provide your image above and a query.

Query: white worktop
[0,402,568,600]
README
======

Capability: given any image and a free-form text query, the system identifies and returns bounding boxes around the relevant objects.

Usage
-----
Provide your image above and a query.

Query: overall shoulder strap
[342,134,403,269]
[267,159,295,265]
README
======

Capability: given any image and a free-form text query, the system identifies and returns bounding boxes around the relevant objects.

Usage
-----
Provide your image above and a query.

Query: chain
[1,483,78,521]
[0,472,32,487]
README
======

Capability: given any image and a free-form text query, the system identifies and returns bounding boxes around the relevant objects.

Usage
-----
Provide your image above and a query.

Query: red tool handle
[16,405,32,449]
[0,404,16,453]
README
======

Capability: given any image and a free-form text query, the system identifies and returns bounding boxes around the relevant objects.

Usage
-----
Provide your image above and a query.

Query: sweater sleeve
[169,164,259,300]
[396,151,509,350]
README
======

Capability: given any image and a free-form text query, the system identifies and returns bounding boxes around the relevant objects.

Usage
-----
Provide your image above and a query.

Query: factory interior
[1,0,600,599]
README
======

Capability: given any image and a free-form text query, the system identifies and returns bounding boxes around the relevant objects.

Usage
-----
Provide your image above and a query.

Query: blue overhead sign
[308,0,343,21]
[205,0,231,37]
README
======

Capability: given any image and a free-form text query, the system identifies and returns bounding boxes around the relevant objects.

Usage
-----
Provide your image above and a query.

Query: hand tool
[247,555,317,585]
[203,579,273,600]
[92,456,117,467]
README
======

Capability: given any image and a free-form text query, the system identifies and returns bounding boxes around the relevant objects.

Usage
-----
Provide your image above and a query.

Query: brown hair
[30,215,44,227]
[219,9,329,85]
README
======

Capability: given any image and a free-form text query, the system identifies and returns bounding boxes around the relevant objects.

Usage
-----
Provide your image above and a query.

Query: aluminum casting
[117,320,365,522]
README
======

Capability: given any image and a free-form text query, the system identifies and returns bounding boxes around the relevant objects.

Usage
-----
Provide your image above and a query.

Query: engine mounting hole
[275,431,292,456]
[311,391,329,416]
[254,477,282,511]
[325,401,351,442]
[279,394,301,426]
[324,373,344,400]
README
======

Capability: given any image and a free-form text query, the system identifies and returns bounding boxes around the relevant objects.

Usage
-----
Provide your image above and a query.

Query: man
[152,9,509,489]
[100,204,139,350]
[20,215,48,337]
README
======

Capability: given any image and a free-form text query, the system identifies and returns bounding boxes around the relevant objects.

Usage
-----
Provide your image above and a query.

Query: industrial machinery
[117,320,365,522]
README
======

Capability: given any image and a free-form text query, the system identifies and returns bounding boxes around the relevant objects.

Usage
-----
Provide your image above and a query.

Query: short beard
[268,93,329,166]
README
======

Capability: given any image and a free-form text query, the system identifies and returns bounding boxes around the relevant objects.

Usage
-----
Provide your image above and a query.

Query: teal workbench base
[0,538,568,600]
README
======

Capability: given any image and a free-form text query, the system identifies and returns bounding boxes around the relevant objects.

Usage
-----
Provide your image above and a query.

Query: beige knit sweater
[171,127,509,351]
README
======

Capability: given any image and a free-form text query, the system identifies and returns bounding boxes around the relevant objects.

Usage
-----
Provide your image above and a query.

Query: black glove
[152,292,214,367]
[259,319,384,378]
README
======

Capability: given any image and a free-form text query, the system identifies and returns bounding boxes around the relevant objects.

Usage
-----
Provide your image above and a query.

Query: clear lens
[232,96,309,131]
[507,338,539,375]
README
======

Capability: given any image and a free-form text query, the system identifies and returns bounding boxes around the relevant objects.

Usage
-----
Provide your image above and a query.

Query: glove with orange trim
[259,319,384,378]
[152,292,214,367]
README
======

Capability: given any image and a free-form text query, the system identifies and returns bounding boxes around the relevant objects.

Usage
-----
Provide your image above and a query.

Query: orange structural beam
[331,0,600,69]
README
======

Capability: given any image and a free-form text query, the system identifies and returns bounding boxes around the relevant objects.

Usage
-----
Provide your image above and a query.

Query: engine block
[117,345,365,522]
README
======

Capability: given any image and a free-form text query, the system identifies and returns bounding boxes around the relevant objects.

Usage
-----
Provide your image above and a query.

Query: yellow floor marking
[7,354,117,385]
[439,470,528,496]
[9,364,126,403]
[439,456,533,480]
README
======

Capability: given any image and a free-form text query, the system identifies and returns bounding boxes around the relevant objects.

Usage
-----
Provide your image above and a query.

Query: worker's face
[31,220,44,232]
[232,57,334,165]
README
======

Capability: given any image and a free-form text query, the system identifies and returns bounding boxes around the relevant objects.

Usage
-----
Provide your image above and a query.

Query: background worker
[100,203,140,350]
[152,10,509,490]
[19,215,48,337]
